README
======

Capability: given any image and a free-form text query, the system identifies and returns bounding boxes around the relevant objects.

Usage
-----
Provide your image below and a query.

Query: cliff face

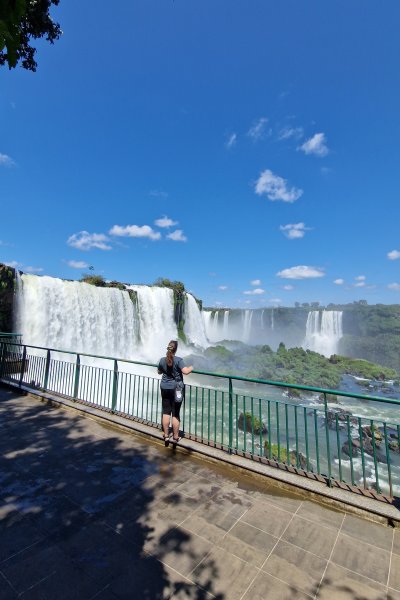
[0,264,15,332]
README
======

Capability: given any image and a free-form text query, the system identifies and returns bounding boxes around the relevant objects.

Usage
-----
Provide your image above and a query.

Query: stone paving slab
[0,385,398,599]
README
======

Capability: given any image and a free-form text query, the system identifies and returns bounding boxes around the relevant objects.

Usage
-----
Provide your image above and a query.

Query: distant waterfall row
[15,274,344,360]
[202,307,343,357]
[15,274,208,361]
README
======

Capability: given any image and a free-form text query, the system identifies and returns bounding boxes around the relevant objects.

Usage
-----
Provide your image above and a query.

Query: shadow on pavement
[0,385,224,599]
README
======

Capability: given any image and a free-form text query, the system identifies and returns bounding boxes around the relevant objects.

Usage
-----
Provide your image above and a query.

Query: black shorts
[161,387,183,419]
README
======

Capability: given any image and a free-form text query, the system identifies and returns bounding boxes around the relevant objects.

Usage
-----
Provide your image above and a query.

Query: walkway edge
[3,381,400,527]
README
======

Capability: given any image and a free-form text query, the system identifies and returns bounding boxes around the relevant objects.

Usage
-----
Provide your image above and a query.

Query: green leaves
[0,0,61,71]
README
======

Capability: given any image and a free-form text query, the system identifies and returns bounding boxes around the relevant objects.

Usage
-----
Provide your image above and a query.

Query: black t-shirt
[158,356,185,389]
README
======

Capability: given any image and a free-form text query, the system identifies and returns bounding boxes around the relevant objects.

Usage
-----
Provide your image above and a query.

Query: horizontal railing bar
[1,341,399,406]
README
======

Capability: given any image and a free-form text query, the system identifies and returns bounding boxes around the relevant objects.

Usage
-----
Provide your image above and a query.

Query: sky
[1,0,400,309]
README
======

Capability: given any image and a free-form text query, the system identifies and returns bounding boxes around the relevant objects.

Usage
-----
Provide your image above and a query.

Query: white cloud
[255,169,303,203]
[243,288,265,295]
[388,283,400,291]
[354,281,366,288]
[251,279,261,286]
[67,231,112,251]
[109,225,161,241]
[355,275,366,281]
[218,285,228,290]
[269,298,282,304]
[280,222,310,239]
[0,153,15,167]
[226,133,237,149]
[149,189,168,198]
[388,250,400,260]
[299,133,329,157]
[67,260,90,269]
[278,126,304,141]
[166,229,187,242]
[25,266,43,273]
[154,216,178,228]
[277,265,325,280]
[4,260,21,268]
[334,279,344,285]
[248,117,269,141]
[283,285,294,290]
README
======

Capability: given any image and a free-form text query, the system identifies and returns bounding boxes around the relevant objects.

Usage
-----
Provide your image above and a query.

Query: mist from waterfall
[128,285,179,360]
[15,274,212,362]
[303,310,343,357]
[184,294,209,348]
[17,274,139,359]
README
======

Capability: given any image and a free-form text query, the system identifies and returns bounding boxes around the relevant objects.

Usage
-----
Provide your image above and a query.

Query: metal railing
[1,341,399,499]
[0,332,22,345]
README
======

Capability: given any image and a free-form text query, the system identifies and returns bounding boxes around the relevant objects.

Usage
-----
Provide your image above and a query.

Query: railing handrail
[1,340,399,407]
[0,332,22,337]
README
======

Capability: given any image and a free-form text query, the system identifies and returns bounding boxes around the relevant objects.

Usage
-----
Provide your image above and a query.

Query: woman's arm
[181,365,193,375]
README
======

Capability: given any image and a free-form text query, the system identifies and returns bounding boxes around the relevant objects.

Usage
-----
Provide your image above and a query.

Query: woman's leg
[162,413,171,437]
[161,388,173,438]
[171,400,182,440]
[171,415,180,439]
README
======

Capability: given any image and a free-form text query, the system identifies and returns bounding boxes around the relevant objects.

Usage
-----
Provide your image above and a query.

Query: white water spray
[17,274,139,359]
[184,294,209,347]
[303,310,343,357]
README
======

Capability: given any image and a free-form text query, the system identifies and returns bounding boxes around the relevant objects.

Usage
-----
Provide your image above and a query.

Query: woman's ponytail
[166,340,178,367]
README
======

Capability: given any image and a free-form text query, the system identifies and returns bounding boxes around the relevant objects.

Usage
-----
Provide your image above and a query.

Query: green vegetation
[0,264,15,331]
[238,412,266,435]
[0,0,62,71]
[80,275,128,290]
[187,342,398,391]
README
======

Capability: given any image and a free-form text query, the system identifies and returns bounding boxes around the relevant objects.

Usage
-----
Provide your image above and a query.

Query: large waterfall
[16,274,139,359]
[15,274,210,361]
[303,310,343,357]
[14,274,345,361]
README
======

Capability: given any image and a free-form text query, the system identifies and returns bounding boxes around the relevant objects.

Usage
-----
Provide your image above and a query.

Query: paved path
[0,385,399,600]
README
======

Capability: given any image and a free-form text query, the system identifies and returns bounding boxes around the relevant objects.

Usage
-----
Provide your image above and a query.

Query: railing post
[228,377,233,453]
[323,392,332,487]
[0,342,5,380]
[73,354,80,399]
[19,345,27,387]
[111,359,118,412]
[43,349,51,391]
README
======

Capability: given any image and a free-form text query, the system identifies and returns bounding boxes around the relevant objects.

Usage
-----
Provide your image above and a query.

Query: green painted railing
[1,341,399,498]
[0,332,22,345]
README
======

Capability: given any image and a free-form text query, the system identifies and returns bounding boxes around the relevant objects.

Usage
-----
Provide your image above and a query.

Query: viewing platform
[1,384,400,599]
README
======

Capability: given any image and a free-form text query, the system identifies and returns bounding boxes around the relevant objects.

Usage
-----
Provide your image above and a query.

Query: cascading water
[129,285,178,360]
[223,310,229,339]
[184,294,209,348]
[242,310,253,343]
[303,310,343,357]
[16,274,139,359]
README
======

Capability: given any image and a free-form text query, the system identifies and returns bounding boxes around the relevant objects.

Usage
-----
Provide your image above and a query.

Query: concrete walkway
[0,385,399,600]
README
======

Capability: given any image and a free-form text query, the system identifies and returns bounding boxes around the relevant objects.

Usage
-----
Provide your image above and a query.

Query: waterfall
[202,309,227,342]
[17,274,139,359]
[260,309,265,330]
[184,294,209,347]
[223,310,229,339]
[129,285,178,359]
[242,310,253,343]
[303,310,343,357]
[271,308,274,331]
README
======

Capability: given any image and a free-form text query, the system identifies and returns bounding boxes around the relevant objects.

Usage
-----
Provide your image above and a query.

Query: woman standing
[157,340,193,446]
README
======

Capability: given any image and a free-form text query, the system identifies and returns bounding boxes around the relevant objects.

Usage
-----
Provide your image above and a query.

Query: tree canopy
[0,0,61,71]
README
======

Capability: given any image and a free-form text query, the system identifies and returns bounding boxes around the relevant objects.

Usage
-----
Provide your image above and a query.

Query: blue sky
[1,0,400,308]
